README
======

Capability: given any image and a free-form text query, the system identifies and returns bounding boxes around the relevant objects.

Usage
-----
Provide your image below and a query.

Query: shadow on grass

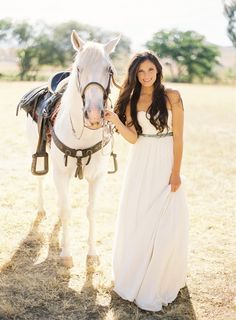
[109,285,197,320]
[0,212,108,320]
[0,212,197,320]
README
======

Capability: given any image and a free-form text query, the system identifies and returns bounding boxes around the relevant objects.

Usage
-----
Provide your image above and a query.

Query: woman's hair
[114,51,168,134]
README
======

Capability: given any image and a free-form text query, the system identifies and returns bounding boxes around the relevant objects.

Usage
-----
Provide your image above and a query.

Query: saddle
[16,71,70,175]
[16,71,70,118]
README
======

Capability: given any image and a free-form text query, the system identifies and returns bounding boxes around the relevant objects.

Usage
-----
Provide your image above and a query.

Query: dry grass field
[0,81,235,320]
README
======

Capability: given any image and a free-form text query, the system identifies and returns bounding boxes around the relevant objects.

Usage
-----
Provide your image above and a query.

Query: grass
[0,81,235,319]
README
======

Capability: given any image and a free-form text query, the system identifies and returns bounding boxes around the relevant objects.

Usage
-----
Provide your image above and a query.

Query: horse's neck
[54,73,103,148]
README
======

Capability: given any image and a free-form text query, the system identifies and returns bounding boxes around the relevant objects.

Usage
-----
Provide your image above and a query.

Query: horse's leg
[26,117,46,217]
[87,176,104,258]
[53,167,73,268]
[37,176,46,218]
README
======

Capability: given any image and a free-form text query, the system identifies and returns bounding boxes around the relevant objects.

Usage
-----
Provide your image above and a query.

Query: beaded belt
[139,132,173,138]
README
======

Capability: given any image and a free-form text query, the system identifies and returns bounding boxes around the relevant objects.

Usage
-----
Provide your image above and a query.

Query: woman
[105,51,188,312]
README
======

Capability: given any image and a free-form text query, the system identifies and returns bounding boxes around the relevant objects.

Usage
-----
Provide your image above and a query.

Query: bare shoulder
[165,88,181,102]
[165,88,184,110]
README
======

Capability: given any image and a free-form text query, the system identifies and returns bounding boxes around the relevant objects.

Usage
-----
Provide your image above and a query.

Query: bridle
[76,66,114,110]
[70,65,121,138]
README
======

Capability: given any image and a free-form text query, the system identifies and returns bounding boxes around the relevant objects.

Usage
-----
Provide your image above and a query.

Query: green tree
[146,29,220,82]
[223,0,236,47]
[12,21,37,80]
[1,20,42,79]
[0,19,131,80]
[0,20,67,79]
[51,21,131,66]
[0,18,12,40]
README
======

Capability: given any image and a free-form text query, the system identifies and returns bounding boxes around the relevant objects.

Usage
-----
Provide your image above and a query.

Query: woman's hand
[104,110,120,127]
[169,172,181,192]
[105,109,138,144]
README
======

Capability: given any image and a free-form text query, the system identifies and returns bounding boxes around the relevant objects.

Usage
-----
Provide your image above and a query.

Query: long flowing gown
[112,110,189,312]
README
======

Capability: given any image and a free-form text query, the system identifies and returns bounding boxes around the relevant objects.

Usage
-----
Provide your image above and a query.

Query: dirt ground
[0,81,235,319]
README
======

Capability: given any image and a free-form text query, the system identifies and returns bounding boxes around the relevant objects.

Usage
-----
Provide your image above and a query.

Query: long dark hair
[114,51,168,134]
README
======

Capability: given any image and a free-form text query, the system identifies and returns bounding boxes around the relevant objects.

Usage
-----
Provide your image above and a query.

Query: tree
[51,21,131,66]
[11,21,38,80]
[223,0,236,47]
[0,19,131,80]
[0,18,12,41]
[0,20,52,79]
[146,29,220,82]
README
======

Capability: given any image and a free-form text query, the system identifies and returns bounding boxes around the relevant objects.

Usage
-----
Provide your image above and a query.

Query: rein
[111,73,122,90]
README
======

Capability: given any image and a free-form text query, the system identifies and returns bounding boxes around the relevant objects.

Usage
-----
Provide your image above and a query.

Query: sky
[0,0,232,50]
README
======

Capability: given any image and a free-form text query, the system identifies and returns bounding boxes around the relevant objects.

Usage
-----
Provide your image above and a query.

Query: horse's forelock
[75,42,110,68]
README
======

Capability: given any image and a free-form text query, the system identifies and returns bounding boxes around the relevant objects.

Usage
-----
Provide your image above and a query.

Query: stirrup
[108,152,118,174]
[31,152,49,175]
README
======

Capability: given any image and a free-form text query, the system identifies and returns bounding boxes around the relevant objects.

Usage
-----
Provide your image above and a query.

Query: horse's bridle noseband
[70,64,121,137]
[77,66,114,108]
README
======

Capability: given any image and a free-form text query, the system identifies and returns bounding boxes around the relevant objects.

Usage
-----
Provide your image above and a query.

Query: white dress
[112,110,188,312]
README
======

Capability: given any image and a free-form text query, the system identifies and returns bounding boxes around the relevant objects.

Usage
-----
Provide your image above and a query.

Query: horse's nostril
[90,121,100,127]
[101,110,104,118]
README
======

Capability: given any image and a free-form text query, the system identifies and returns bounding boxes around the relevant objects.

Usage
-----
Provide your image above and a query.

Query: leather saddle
[16,71,70,175]
[16,71,70,119]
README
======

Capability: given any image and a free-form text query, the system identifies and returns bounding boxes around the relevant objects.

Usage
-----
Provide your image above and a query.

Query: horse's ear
[104,35,121,54]
[71,30,85,51]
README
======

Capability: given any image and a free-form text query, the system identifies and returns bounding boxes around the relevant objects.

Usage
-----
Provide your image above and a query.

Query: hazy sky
[1,0,232,50]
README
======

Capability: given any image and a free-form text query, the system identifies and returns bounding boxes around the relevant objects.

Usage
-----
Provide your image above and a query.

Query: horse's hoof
[60,256,74,268]
[37,210,46,219]
[86,255,100,270]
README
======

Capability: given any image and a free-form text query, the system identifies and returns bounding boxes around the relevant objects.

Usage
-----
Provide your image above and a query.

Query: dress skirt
[112,132,188,312]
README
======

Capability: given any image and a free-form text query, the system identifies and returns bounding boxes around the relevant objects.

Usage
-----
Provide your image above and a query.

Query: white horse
[26,30,120,267]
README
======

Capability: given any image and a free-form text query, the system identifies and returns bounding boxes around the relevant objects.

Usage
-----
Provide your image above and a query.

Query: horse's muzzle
[84,107,104,129]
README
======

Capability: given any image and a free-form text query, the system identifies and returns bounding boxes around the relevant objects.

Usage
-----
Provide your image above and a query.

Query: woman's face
[137,59,157,87]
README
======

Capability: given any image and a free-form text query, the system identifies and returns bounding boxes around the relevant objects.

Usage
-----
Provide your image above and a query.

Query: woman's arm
[167,90,184,192]
[104,105,138,144]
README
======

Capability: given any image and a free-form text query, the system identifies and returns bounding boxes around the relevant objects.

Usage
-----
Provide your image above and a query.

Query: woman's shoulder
[165,88,183,110]
[165,88,181,100]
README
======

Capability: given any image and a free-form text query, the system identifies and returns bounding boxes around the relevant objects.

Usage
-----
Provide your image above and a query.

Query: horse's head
[71,30,120,129]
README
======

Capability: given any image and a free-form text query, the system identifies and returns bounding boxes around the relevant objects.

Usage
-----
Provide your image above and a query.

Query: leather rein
[49,66,121,179]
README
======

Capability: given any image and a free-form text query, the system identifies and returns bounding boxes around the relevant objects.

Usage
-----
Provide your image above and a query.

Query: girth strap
[49,122,110,179]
